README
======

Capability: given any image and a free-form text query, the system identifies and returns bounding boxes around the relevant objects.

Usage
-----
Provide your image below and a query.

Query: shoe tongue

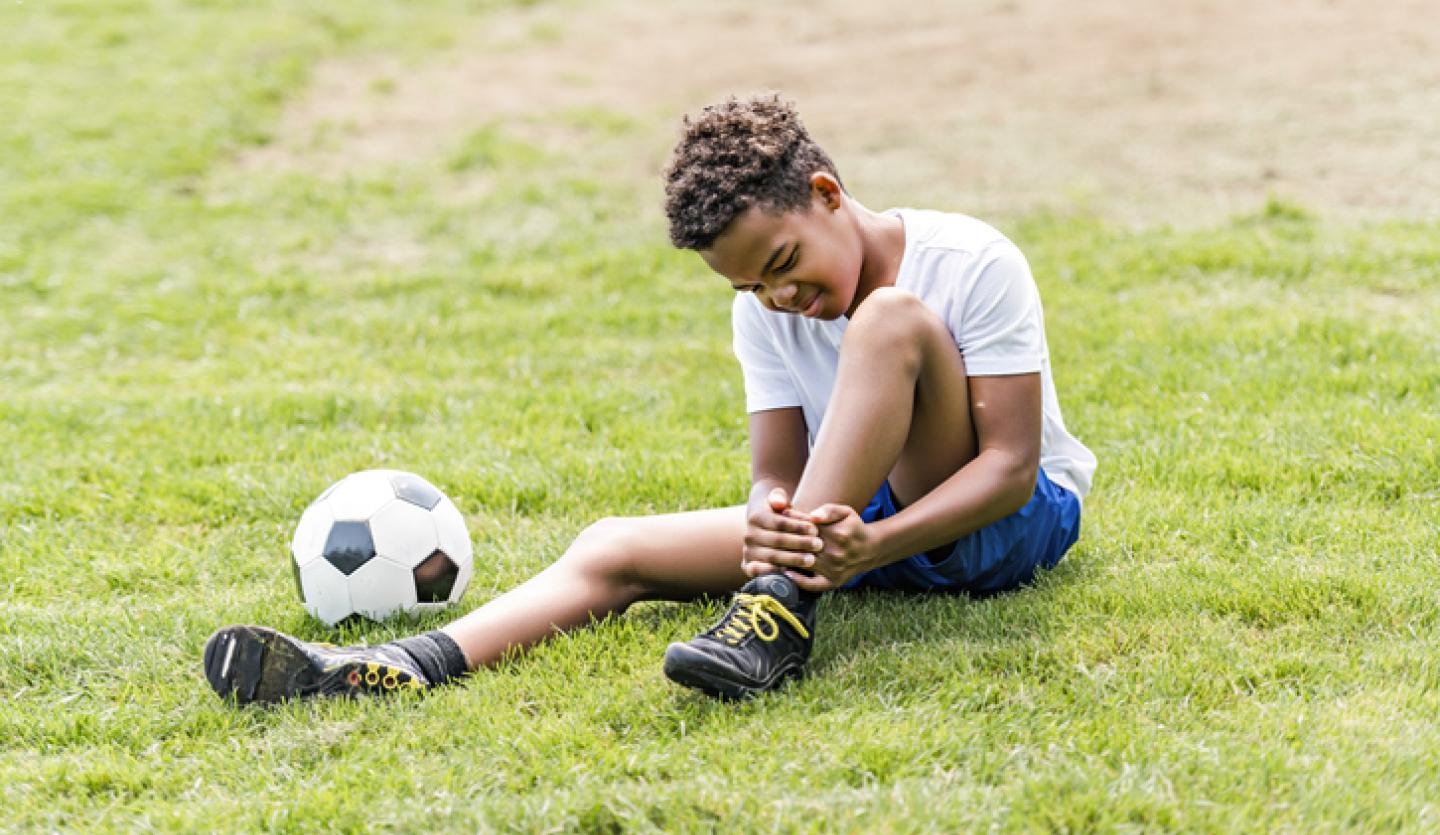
[743,573,798,607]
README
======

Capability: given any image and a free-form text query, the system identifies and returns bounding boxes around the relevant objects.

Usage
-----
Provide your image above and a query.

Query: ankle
[390,631,471,685]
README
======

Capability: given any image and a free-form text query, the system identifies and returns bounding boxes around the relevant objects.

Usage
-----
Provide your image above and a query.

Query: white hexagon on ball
[298,559,353,626]
[369,499,440,568]
[448,550,474,606]
[348,555,418,621]
[326,472,398,521]
[433,497,472,565]
[290,501,333,568]
[432,495,473,606]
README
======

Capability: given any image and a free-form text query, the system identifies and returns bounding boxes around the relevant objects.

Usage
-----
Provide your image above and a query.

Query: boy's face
[699,180,862,320]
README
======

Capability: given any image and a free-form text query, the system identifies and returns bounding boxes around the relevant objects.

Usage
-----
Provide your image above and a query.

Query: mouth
[798,293,823,318]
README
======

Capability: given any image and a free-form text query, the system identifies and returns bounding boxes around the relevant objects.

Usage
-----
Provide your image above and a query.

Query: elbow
[1004,456,1040,516]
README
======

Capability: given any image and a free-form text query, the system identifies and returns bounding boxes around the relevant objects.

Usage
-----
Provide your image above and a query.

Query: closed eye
[774,246,799,274]
[731,245,798,292]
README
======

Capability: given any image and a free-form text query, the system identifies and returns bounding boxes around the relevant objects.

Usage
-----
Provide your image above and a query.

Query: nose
[770,282,798,308]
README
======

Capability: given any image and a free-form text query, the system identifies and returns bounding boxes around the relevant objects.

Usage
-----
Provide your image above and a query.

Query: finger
[751,511,817,537]
[779,507,822,528]
[785,570,833,593]
[745,546,817,569]
[767,487,789,511]
[744,546,817,570]
[746,530,824,553]
[809,503,851,525]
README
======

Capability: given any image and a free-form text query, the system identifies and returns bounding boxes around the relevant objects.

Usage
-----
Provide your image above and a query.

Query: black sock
[391,631,470,685]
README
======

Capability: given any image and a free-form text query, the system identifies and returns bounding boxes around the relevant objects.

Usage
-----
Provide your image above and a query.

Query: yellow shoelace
[714,593,811,646]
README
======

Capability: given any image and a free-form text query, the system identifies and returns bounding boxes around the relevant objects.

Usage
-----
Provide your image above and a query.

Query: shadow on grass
[628,559,1083,713]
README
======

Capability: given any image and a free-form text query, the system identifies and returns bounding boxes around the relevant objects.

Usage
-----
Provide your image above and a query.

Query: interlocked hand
[783,503,874,593]
[740,487,823,578]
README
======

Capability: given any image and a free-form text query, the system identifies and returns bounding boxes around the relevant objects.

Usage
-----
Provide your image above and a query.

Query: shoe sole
[661,642,805,701]
[202,626,419,705]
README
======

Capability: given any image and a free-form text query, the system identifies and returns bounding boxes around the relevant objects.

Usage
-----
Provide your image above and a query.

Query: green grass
[3,1,1438,832]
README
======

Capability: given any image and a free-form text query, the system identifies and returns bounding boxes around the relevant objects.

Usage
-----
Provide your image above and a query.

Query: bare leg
[441,506,749,669]
[792,287,977,512]
[442,291,972,671]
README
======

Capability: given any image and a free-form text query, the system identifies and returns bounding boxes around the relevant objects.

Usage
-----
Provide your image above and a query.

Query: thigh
[887,308,977,507]
[587,504,751,603]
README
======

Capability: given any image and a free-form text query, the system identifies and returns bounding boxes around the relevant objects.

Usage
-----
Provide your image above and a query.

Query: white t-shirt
[731,208,1096,500]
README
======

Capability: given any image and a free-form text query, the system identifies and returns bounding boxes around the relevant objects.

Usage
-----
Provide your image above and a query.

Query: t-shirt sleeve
[731,294,802,413]
[954,243,1046,376]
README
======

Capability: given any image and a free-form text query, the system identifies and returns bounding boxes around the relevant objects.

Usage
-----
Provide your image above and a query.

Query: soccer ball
[291,470,474,625]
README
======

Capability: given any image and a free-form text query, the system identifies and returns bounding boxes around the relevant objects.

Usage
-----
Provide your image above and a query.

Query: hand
[741,487,824,578]
[784,503,876,593]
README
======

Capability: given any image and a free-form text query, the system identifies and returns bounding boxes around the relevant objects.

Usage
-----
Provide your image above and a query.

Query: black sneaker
[662,573,817,700]
[202,625,429,705]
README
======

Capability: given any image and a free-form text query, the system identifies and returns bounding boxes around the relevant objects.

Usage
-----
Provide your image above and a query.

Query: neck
[846,199,906,316]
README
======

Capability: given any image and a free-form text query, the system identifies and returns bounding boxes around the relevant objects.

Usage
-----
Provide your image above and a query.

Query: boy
[202,94,1095,704]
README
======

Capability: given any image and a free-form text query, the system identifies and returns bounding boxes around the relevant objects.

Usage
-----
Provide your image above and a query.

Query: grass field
[3,1,1438,831]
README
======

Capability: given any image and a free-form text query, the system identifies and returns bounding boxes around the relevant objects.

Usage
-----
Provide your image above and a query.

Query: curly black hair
[663,94,842,250]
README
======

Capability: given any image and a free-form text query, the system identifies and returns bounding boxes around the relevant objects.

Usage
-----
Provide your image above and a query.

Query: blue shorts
[839,470,1081,596]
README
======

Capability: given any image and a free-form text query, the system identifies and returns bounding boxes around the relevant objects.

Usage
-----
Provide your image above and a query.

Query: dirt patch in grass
[239,0,1440,226]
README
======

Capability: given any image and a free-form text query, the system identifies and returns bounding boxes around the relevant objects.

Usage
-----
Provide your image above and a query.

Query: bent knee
[844,287,947,363]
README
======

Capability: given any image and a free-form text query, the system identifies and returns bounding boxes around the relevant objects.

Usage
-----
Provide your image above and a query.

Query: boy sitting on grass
[203,93,1095,703]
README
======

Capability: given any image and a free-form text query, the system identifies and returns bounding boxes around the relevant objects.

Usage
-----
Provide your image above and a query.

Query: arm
[740,407,822,575]
[747,407,809,507]
[865,372,1041,564]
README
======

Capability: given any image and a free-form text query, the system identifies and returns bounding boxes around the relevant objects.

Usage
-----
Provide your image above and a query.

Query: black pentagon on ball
[413,549,459,603]
[323,520,376,576]
[390,472,443,510]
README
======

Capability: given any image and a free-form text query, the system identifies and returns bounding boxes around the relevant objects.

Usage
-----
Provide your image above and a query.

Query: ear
[809,172,844,211]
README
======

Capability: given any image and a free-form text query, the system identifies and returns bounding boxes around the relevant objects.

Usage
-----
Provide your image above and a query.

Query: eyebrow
[729,242,790,291]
